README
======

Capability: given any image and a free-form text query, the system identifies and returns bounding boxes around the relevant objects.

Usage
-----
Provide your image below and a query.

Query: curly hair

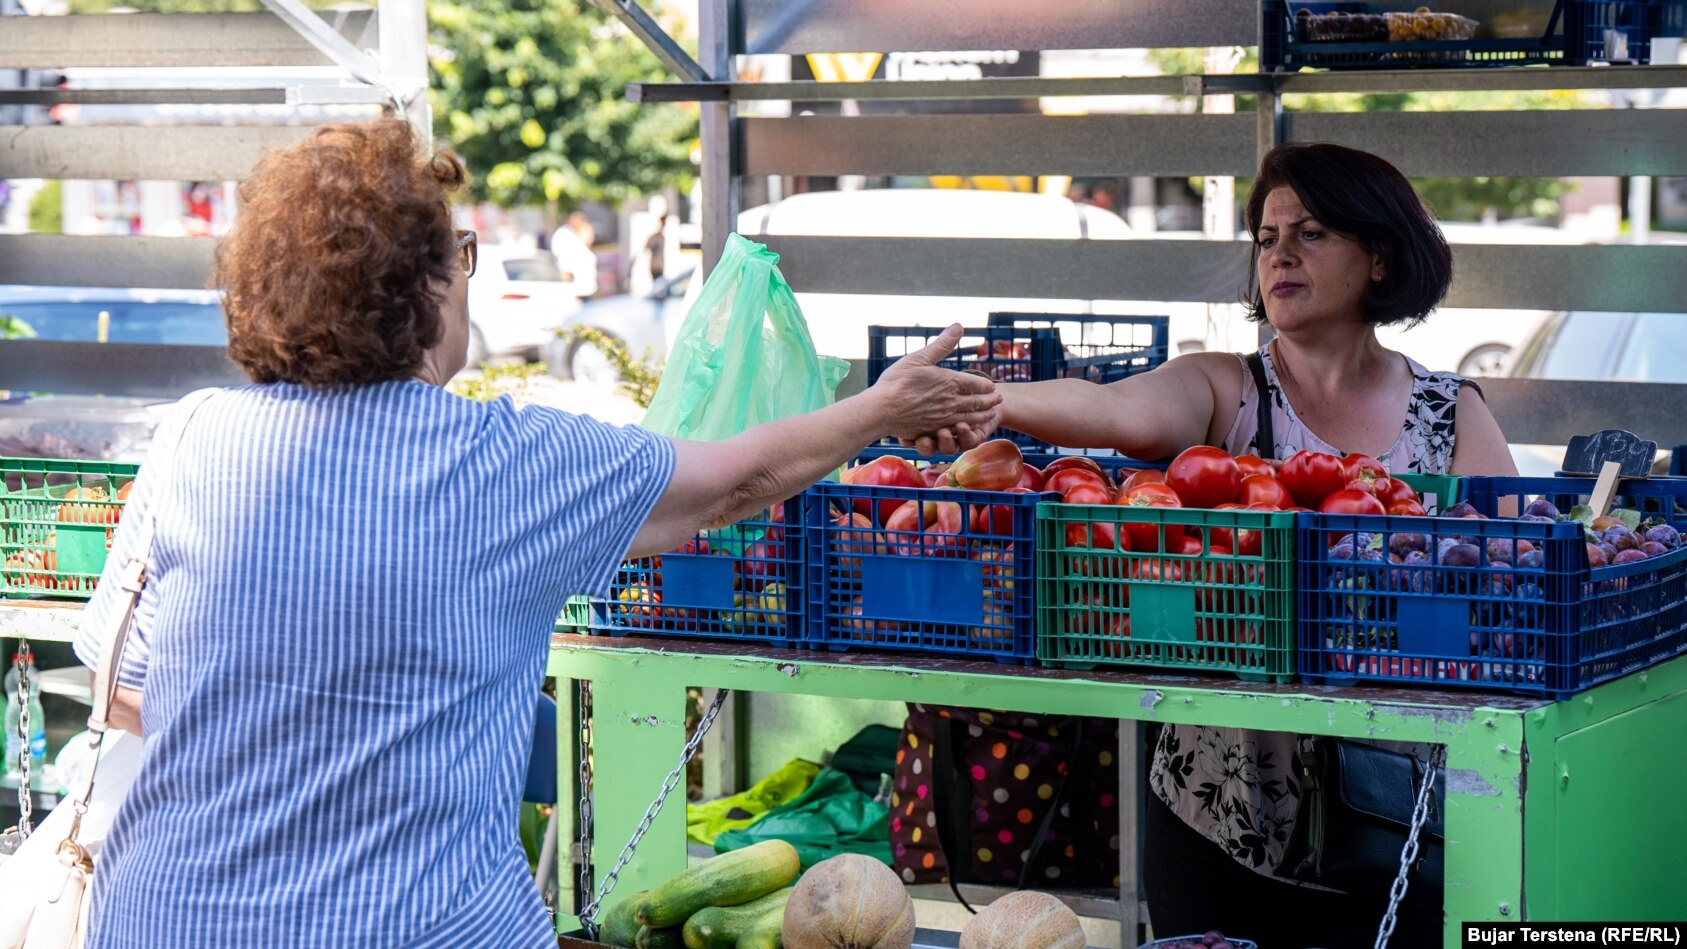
[214,117,467,387]
[1242,142,1452,327]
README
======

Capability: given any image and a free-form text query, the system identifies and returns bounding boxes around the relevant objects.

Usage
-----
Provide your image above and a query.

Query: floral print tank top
[1148,345,1473,876]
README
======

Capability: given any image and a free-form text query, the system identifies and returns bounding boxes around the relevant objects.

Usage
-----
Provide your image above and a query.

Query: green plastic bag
[714,767,892,870]
[642,233,849,440]
[687,757,822,847]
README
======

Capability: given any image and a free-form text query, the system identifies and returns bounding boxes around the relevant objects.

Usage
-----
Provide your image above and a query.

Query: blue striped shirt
[74,380,675,948]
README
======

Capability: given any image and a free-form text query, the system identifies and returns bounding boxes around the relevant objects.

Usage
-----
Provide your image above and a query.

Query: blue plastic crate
[1264,0,1561,70]
[867,325,1064,385]
[1671,444,1685,477]
[1298,476,1687,698]
[591,496,805,646]
[805,482,1052,663]
[1566,0,1660,63]
[854,445,1167,481]
[986,313,1170,385]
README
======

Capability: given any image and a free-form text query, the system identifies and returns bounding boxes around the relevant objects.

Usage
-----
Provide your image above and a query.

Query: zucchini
[683,889,792,949]
[638,927,686,949]
[600,892,651,949]
[635,840,801,929]
[735,901,786,949]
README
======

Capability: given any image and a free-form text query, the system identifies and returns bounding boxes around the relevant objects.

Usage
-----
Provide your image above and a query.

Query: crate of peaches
[1299,474,1687,698]
[2,457,138,599]
[804,440,1080,662]
[1035,447,1453,681]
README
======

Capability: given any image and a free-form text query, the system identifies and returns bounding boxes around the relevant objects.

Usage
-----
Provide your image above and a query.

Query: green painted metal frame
[548,635,1687,946]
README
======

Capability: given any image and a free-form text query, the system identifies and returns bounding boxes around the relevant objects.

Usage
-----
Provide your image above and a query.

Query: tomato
[1235,454,1275,478]
[1042,456,1110,485]
[1236,474,1293,509]
[1207,502,1246,549]
[1387,499,1427,517]
[1016,464,1047,492]
[1114,483,1185,553]
[1062,482,1114,506]
[1132,557,1187,583]
[884,500,966,557]
[1173,534,1206,556]
[970,487,1033,535]
[1373,476,1419,509]
[1319,488,1386,517]
[1340,453,1389,484]
[1342,478,1376,497]
[1166,446,1243,509]
[1121,468,1167,492]
[841,456,925,524]
[1279,450,1347,509]
[1233,502,1278,557]
[1046,469,1111,500]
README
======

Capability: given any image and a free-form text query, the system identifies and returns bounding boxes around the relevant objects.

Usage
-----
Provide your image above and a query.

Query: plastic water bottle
[3,653,48,778]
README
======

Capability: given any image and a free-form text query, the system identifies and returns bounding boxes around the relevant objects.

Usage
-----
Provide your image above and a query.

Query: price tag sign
[1561,429,1656,479]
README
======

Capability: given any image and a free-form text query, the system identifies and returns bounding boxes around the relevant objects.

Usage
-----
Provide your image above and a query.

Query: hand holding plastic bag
[642,234,850,440]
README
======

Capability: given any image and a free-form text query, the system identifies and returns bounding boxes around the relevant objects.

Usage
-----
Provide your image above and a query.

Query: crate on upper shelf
[1297,475,1687,698]
[2,457,139,600]
[852,445,1167,481]
[1262,0,1660,70]
[805,482,1049,663]
[985,313,1170,385]
[589,497,806,646]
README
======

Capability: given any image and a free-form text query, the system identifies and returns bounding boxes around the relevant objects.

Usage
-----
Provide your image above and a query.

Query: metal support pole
[1254,87,1283,351]
[258,0,384,87]
[1117,721,1142,948]
[377,0,431,140]
[698,0,737,278]
[588,0,709,84]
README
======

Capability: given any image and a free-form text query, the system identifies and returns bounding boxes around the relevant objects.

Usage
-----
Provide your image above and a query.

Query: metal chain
[14,642,33,839]
[578,688,730,939]
[575,680,595,921]
[1374,745,1445,949]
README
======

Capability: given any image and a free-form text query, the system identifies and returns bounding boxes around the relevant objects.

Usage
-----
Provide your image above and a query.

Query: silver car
[551,266,694,385]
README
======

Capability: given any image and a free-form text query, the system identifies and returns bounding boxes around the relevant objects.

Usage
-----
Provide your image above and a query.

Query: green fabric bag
[714,767,892,869]
[641,233,849,441]
[686,757,822,847]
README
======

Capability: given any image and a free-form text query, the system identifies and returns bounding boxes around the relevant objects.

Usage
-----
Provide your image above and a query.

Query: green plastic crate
[1394,472,1461,514]
[555,594,592,634]
[1035,503,1298,682]
[2,458,139,599]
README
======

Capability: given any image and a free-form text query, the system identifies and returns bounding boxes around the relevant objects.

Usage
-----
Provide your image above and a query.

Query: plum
[1598,542,1620,564]
[1388,531,1429,557]
[1438,543,1481,567]
[1591,514,1627,534]
[1486,537,1516,564]
[1641,541,1670,558]
[1602,527,1641,552]
[1443,501,1481,519]
[1613,549,1648,565]
[1644,524,1682,549]
[1524,498,1560,519]
[1586,543,1608,567]
[1330,543,1356,561]
[1521,513,1558,523]
[1517,549,1545,570]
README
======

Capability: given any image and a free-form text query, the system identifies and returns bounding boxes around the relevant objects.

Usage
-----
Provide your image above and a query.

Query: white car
[465,244,583,365]
[733,188,1219,362]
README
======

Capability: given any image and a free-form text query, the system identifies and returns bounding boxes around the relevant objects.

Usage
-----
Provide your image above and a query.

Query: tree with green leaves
[427,0,698,208]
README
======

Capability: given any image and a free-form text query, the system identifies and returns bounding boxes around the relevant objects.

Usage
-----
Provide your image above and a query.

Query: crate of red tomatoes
[2,457,138,599]
[1035,447,1454,681]
[805,440,1061,662]
[1298,475,1687,698]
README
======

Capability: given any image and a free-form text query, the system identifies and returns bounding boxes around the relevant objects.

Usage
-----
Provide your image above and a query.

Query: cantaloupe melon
[958,891,1085,949]
[781,854,914,949]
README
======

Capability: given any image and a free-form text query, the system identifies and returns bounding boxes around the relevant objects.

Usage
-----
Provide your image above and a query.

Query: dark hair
[1242,143,1452,327]
[214,117,467,387]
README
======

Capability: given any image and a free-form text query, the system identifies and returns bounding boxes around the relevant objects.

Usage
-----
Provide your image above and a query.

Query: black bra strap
[1246,350,1275,459]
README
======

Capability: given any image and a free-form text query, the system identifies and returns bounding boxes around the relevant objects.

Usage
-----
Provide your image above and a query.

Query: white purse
[0,389,215,949]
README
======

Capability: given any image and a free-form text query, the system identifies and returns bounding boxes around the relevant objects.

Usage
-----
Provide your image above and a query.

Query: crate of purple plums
[1298,476,1687,698]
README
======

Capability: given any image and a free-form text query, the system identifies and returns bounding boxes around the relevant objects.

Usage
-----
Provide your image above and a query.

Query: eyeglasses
[454,230,478,278]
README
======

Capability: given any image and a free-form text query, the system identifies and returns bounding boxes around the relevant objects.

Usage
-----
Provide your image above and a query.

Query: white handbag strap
[70,389,219,837]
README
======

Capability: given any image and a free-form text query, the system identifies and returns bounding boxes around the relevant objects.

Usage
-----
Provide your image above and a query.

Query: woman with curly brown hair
[71,117,997,948]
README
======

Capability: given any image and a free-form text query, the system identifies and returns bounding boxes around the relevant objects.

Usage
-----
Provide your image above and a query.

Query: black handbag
[1245,351,1447,894]
[1282,738,1445,894]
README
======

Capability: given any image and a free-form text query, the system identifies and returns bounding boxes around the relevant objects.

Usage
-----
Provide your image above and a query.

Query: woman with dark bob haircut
[72,117,999,949]
[945,143,1516,946]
